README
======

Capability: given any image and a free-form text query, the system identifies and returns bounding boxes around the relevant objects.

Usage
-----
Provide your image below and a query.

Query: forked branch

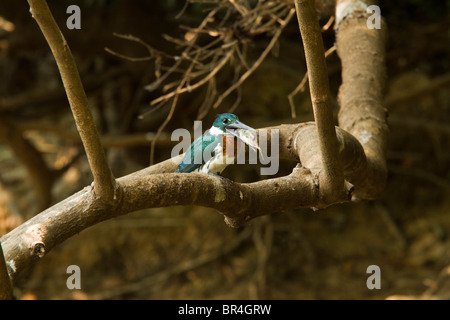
[1,122,373,284]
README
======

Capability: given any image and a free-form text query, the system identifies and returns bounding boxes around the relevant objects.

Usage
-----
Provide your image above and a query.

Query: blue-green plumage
[175,132,219,173]
[175,113,256,175]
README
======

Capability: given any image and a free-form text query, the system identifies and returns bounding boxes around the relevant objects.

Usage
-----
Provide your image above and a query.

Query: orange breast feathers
[222,135,239,157]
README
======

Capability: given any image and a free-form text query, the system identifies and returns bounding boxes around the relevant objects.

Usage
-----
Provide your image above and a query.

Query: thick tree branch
[335,0,388,199]
[27,0,116,200]
[294,0,345,202]
[1,122,374,284]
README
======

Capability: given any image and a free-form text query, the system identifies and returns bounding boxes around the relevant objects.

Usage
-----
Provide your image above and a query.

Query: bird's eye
[222,118,229,125]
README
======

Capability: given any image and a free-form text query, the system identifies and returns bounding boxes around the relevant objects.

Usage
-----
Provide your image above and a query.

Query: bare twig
[27,0,116,200]
[104,48,153,62]
[212,8,296,109]
[150,51,200,165]
[109,0,295,123]
[295,0,345,202]
[322,15,335,31]
[150,49,234,106]
[288,45,336,118]
[105,32,174,63]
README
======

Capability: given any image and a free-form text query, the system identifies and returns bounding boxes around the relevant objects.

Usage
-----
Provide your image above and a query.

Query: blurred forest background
[0,0,449,299]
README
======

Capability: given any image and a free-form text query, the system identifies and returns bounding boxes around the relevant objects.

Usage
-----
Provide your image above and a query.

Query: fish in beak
[226,121,263,158]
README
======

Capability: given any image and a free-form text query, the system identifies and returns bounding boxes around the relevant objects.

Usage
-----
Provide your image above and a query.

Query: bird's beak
[227,120,256,132]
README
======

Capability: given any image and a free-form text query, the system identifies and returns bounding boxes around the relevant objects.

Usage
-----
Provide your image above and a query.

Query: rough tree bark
[335,0,388,199]
[0,0,388,294]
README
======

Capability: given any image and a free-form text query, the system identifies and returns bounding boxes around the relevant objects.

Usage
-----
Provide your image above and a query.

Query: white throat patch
[208,126,223,136]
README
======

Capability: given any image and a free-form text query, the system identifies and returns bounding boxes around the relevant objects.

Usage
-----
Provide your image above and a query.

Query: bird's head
[212,113,256,134]
[211,113,261,155]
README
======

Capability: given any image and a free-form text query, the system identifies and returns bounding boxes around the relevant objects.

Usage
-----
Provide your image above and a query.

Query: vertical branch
[27,0,116,200]
[294,0,345,201]
[211,8,296,109]
[335,0,388,199]
[0,242,13,300]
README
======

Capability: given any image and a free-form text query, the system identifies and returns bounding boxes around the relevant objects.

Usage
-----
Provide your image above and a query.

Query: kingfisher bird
[175,113,257,176]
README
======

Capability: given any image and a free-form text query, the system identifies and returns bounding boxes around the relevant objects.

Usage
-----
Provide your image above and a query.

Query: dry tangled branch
[106,0,296,163]
[115,1,295,113]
